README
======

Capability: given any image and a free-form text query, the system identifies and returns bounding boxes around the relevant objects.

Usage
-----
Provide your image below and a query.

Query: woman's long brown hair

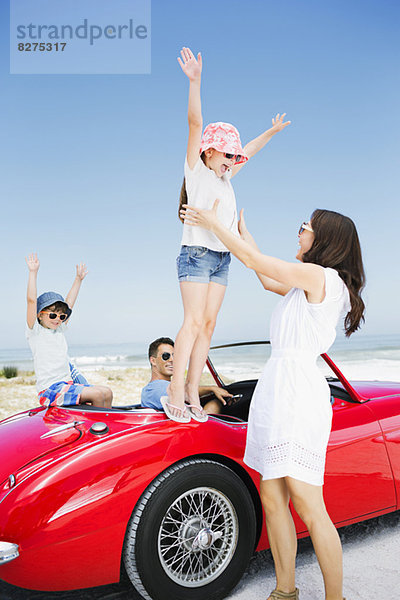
[302,209,365,336]
[178,177,187,223]
[178,153,207,223]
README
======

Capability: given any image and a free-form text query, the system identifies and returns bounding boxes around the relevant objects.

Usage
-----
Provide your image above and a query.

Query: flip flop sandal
[185,404,208,423]
[268,589,299,600]
[160,397,191,423]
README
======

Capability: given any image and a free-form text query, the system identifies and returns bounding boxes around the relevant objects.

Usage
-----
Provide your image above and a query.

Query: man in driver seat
[141,337,232,414]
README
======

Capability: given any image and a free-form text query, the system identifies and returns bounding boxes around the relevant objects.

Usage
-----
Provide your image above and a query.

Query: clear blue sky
[0,0,399,349]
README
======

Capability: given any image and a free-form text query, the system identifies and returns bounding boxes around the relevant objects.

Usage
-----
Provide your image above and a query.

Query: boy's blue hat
[36,292,72,318]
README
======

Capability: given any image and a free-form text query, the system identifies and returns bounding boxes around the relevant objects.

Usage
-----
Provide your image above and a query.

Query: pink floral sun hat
[200,122,248,165]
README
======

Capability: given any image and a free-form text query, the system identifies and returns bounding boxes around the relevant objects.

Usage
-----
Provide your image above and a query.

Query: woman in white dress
[180,203,365,600]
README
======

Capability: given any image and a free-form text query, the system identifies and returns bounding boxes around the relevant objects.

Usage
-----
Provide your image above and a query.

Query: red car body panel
[365,396,400,504]
[0,409,252,590]
[0,352,400,592]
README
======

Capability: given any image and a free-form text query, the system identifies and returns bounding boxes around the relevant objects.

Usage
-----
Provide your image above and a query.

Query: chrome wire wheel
[157,486,238,587]
[123,459,257,600]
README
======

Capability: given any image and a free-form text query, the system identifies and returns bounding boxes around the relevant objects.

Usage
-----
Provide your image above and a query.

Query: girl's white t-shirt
[26,321,71,393]
[181,156,239,252]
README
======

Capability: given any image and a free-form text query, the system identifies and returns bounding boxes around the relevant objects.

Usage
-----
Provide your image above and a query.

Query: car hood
[0,408,82,484]
[0,406,163,486]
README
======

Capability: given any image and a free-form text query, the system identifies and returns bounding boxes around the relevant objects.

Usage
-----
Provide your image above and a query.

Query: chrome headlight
[0,541,19,564]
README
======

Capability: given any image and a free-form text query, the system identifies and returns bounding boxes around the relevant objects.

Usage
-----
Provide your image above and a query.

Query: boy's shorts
[176,245,231,286]
[38,380,92,407]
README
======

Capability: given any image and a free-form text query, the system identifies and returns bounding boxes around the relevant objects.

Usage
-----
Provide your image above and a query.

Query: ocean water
[0,341,149,373]
[208,335,400,383]
[0,334,399,382]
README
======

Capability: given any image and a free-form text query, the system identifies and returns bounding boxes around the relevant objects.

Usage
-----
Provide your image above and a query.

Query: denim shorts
[177,245,231,286]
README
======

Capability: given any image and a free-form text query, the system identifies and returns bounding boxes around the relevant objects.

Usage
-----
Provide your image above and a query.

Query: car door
[290,396,396,534]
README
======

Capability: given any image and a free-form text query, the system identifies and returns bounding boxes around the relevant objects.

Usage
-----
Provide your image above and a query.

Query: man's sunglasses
[224,152,242,162]
[41,311,68,321]
[298,222,314,235]
[161,352,173,361]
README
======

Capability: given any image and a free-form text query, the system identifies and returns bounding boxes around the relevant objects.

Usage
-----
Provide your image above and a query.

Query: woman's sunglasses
[41,311,68,321]
[224,152,242,162]
[161,352,173,361]
[298,222,314,235]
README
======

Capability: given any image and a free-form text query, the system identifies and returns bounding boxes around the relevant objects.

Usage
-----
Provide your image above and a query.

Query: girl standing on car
[180,204,365,600]
[163,46,290,423]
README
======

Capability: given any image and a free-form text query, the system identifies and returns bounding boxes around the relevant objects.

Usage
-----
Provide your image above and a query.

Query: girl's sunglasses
[298,222,314,235]
[161,352,173,361]
[41,311,68,321]
[224,152,242,162]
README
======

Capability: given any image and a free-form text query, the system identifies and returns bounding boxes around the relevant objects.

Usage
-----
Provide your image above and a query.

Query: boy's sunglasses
[298,222,314,235]
[161,352,173,361]
[41,311,68,321]
[224,152,242,162]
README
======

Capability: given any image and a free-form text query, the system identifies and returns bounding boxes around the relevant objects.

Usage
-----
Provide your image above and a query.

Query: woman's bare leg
[185,282,227,411]
[286,477,343,600]
[168,281,209,415]
[259,478,297,595]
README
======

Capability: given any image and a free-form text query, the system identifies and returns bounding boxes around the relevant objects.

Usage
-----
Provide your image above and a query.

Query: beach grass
[2,365,19,379]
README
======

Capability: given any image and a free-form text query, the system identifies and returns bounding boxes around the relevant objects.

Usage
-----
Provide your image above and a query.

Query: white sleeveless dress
[244,267,351,486]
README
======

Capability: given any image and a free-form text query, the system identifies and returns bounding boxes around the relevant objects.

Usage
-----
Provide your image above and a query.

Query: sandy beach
[229,510,400,599]
[0,367,151,420]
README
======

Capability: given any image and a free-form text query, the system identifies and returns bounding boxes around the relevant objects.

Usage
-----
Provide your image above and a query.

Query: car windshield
[206,342,334,386]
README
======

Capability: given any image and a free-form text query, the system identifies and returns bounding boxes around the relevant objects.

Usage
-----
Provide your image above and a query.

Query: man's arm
[65,263,88,309]
[231,113,290,178]
[25,253,40,329]
[199,385,233,405]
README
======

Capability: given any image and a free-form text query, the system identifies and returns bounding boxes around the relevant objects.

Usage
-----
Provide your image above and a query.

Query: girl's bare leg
[259,478,297,595]
[168,281,209,415]
[286,477,343,600]
[185,282,227,411]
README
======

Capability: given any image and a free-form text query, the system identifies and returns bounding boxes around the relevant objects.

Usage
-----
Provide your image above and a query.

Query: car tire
[123,458,257,600]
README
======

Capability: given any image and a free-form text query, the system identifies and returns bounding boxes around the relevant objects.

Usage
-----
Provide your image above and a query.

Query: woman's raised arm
[181,201,325,299]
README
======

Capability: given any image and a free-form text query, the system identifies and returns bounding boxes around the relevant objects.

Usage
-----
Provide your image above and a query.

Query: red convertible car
[0,341,399,600]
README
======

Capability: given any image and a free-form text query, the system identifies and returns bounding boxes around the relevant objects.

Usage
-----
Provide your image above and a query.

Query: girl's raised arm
[178,47,203,169]
[25,253,40,329]
[231,113,291,178]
